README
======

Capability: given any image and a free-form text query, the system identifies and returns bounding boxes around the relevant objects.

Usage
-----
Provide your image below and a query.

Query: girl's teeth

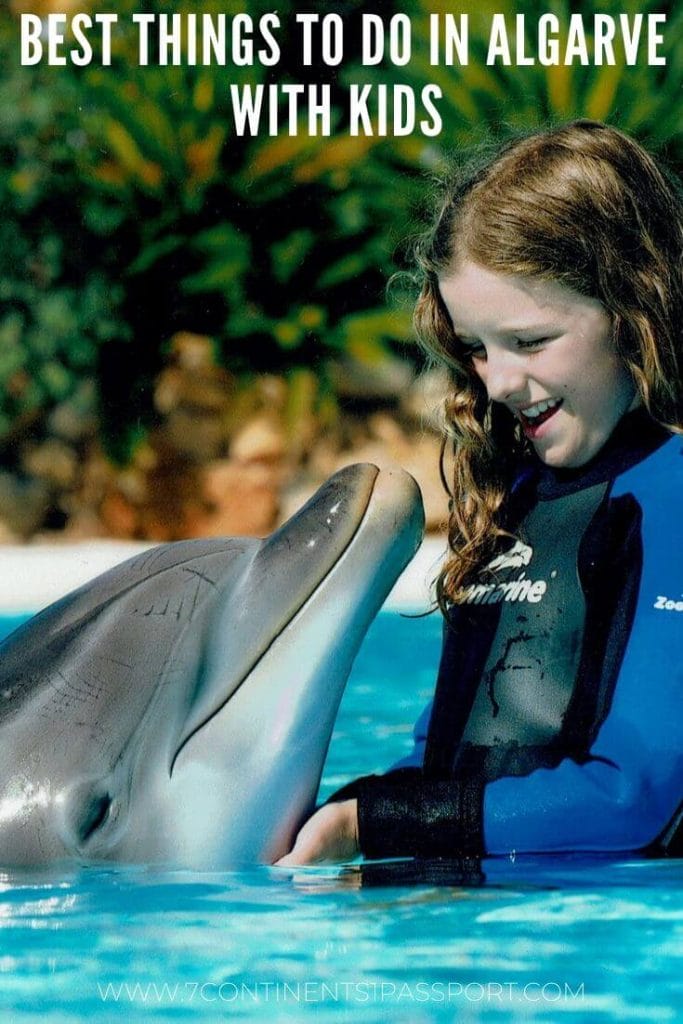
[524,399,558,419]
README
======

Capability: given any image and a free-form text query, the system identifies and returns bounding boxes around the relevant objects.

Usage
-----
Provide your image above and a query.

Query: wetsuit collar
[532,408,672,499]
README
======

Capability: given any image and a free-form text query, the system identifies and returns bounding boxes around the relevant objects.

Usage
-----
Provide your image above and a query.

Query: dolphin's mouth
[169,463,422,772]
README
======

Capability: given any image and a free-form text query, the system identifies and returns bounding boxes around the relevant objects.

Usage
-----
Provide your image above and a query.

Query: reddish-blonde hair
[412,120,683,606]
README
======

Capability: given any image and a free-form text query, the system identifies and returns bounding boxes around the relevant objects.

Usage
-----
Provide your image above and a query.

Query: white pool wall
[0,537,446,615]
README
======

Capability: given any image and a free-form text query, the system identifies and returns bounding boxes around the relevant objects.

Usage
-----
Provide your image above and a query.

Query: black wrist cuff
[355,772,484,860]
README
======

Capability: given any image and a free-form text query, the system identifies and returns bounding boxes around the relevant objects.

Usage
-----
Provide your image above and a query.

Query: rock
[367,411,409,446]
[0,518,19,545]
[286,410,447,533]
[46,381,98,443]
[99,490,139,540]
[230,414,286,464]
[197,460,280,536]
[390,436,448,533]
[21,439,79,490]
[153,332,234,462]
[0,472,51,539]
[162,409,228,462]
[328,355,415,401]
[307,437,342,480]
[59,507,110,542]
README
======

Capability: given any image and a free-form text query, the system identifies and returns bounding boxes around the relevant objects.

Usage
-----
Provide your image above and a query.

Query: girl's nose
[478,350,527,404]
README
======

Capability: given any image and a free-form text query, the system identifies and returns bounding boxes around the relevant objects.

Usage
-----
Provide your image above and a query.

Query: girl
[277,120,683,866]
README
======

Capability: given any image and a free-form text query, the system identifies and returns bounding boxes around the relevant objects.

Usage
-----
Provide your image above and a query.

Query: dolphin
[0,464,424,869]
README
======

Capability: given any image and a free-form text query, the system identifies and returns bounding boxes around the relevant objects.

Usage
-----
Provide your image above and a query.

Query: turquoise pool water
[0,611,680,1022]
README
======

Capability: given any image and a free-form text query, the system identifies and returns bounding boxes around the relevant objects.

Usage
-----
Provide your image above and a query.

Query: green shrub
[1,0,680,465]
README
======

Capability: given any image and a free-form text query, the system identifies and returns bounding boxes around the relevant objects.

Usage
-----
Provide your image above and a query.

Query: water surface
[0,611,679,1022]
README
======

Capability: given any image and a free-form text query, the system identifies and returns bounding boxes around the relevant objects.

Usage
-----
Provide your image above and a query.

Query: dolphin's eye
[79,793,113,842]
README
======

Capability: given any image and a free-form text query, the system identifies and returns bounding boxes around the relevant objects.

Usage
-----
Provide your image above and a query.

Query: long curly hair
[412,120,683,608]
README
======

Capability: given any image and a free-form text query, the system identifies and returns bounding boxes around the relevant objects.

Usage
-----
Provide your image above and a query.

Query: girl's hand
[274,800,359,866]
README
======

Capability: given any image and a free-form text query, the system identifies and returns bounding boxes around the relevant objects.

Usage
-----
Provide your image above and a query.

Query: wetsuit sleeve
[483,618,683,854]
[324,692,484,858]
[348,607,682,860]
[327,767,484,857]
[348,687,681,860]
[484,482,683,856]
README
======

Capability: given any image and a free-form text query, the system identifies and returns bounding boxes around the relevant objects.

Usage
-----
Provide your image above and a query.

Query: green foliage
[0,0,681,461]
[0,14,127,454]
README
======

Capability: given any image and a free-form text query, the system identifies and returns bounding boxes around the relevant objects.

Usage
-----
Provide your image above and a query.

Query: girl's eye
[515,337,548,350]
[462,343,486,360]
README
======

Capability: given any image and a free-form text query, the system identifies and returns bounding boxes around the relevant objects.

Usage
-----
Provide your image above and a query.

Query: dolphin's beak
[159,462,423,867]
[170,464,391,763]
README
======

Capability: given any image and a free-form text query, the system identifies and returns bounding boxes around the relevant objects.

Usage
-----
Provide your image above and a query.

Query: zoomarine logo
[455,541,548,607]
[487,540,533,572]
[654,595,683,612]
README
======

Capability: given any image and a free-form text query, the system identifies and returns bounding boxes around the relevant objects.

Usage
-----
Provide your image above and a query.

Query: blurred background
[1,0,681,544]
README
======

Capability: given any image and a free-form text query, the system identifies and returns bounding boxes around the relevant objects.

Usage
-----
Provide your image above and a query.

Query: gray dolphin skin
[0,464,424,869]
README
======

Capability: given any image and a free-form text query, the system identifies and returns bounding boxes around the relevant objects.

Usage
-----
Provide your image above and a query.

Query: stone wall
[0,333,450,543]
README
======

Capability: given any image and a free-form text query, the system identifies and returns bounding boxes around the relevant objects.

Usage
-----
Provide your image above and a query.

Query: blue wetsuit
[332,411,683,859]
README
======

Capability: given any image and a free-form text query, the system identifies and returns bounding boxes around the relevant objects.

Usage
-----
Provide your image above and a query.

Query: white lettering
[361,14,411,66]
[485,13,666,66]
[230,84,331,137]
[648,14,666,65]
[538,14,560,66]
[594,15,616,65]
[232,13,255,66]
[133,13,155,66]
[48,13,67,66]
[515,14,534,66]
[455,571,553,607]
[20,14,42,65]
[527,580,547,603]
[565,14,590,65]
[421,85,443,137]
[349,85,440,137]
[133,13,280,68]
[430,14,468,66]
[654,594,683,612]
[296,13,343,67]
[487,15,511,65]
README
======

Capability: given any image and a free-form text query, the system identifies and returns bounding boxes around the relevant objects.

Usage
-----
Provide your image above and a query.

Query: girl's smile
[439,262,638,468]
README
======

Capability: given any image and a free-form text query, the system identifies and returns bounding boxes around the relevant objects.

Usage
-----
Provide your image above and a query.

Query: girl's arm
[351,647,682,857]
[276,662,681,863]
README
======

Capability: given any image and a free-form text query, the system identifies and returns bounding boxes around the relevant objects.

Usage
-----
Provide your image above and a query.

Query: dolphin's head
[0,464,424,868]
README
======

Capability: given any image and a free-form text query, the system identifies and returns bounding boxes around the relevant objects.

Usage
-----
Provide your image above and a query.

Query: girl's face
[438,261,638,468]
